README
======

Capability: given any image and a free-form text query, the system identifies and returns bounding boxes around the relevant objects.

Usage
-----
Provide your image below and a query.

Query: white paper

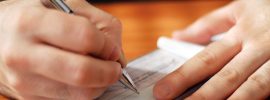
[98,37,204,100]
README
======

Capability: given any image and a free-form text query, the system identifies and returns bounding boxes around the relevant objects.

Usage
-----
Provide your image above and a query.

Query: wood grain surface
[95,0,231,61]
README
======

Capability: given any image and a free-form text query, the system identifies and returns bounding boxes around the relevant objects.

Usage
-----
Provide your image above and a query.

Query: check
[98,37,205,100]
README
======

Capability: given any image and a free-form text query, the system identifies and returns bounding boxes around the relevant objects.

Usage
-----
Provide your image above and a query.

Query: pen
[49,0,139,94]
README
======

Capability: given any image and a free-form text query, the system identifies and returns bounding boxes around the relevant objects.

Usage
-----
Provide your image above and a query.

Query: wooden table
[0,0,231,99]
[95,0,231,61]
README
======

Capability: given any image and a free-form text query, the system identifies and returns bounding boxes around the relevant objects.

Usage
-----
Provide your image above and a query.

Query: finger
[21,94,56,100]
[3,44,122,88]
[65,0,126,65]
[118,49,127,68]
[172,1,240,44]
[69,86,106,99]
[8,6,120,61]
[6,72,70,99]
[34,44,122,87]
[228,60,270,100]
[153,37,241,99]
[6,70,106,99]
[66,0,122,42]
[188,43,270,99]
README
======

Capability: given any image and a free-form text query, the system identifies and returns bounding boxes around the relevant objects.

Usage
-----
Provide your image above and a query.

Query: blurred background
[91,0,232,61]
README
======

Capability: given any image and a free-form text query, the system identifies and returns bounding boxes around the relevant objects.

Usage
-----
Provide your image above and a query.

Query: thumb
[173,1,239,44]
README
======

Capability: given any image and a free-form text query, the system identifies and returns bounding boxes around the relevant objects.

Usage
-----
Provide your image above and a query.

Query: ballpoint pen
[49,0,139,94]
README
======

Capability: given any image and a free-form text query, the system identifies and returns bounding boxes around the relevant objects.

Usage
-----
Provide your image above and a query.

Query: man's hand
[0,0,125,99]
[154,0,270,99]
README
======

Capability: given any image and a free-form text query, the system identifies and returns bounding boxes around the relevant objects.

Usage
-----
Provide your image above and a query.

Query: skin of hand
[154,0,270,99]
[0,0,126,99]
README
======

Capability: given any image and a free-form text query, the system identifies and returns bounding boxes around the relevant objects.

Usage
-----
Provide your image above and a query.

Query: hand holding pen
[50,0,138,94]
[0,0,131,99]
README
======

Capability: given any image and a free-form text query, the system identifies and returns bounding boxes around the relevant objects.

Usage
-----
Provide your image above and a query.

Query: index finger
[4,44,122,88]
[65,0,126,66]
[153,37,241,99]
[6,5,121,61]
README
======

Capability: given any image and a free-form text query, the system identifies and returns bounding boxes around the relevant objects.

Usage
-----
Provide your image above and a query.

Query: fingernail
[119,51,127,68]
[154,82,171,99]
[108,46,120,61]
[118,65,123,78]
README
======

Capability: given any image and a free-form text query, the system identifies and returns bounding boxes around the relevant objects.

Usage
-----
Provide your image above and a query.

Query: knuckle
[172,68,188,81]
[2,48,25,69]
[195,49,217,67]
[13,9,34,34]
[2,50,17,68]
[110,17,122,29]
[248,74,269,91]
[217,69,240,84]
[76,20,98,53]
[71,63,88,86]
[100,16,122,34]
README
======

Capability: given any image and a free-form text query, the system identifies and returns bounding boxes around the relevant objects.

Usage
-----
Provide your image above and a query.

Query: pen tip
[132,86,140,94]
[129,85,139,94]
[136,91,140,95]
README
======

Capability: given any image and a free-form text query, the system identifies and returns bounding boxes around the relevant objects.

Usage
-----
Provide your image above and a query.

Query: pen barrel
[50,0,73,13]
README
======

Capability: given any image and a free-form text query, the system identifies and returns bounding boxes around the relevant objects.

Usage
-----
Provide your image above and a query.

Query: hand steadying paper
[156,0,270,99]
